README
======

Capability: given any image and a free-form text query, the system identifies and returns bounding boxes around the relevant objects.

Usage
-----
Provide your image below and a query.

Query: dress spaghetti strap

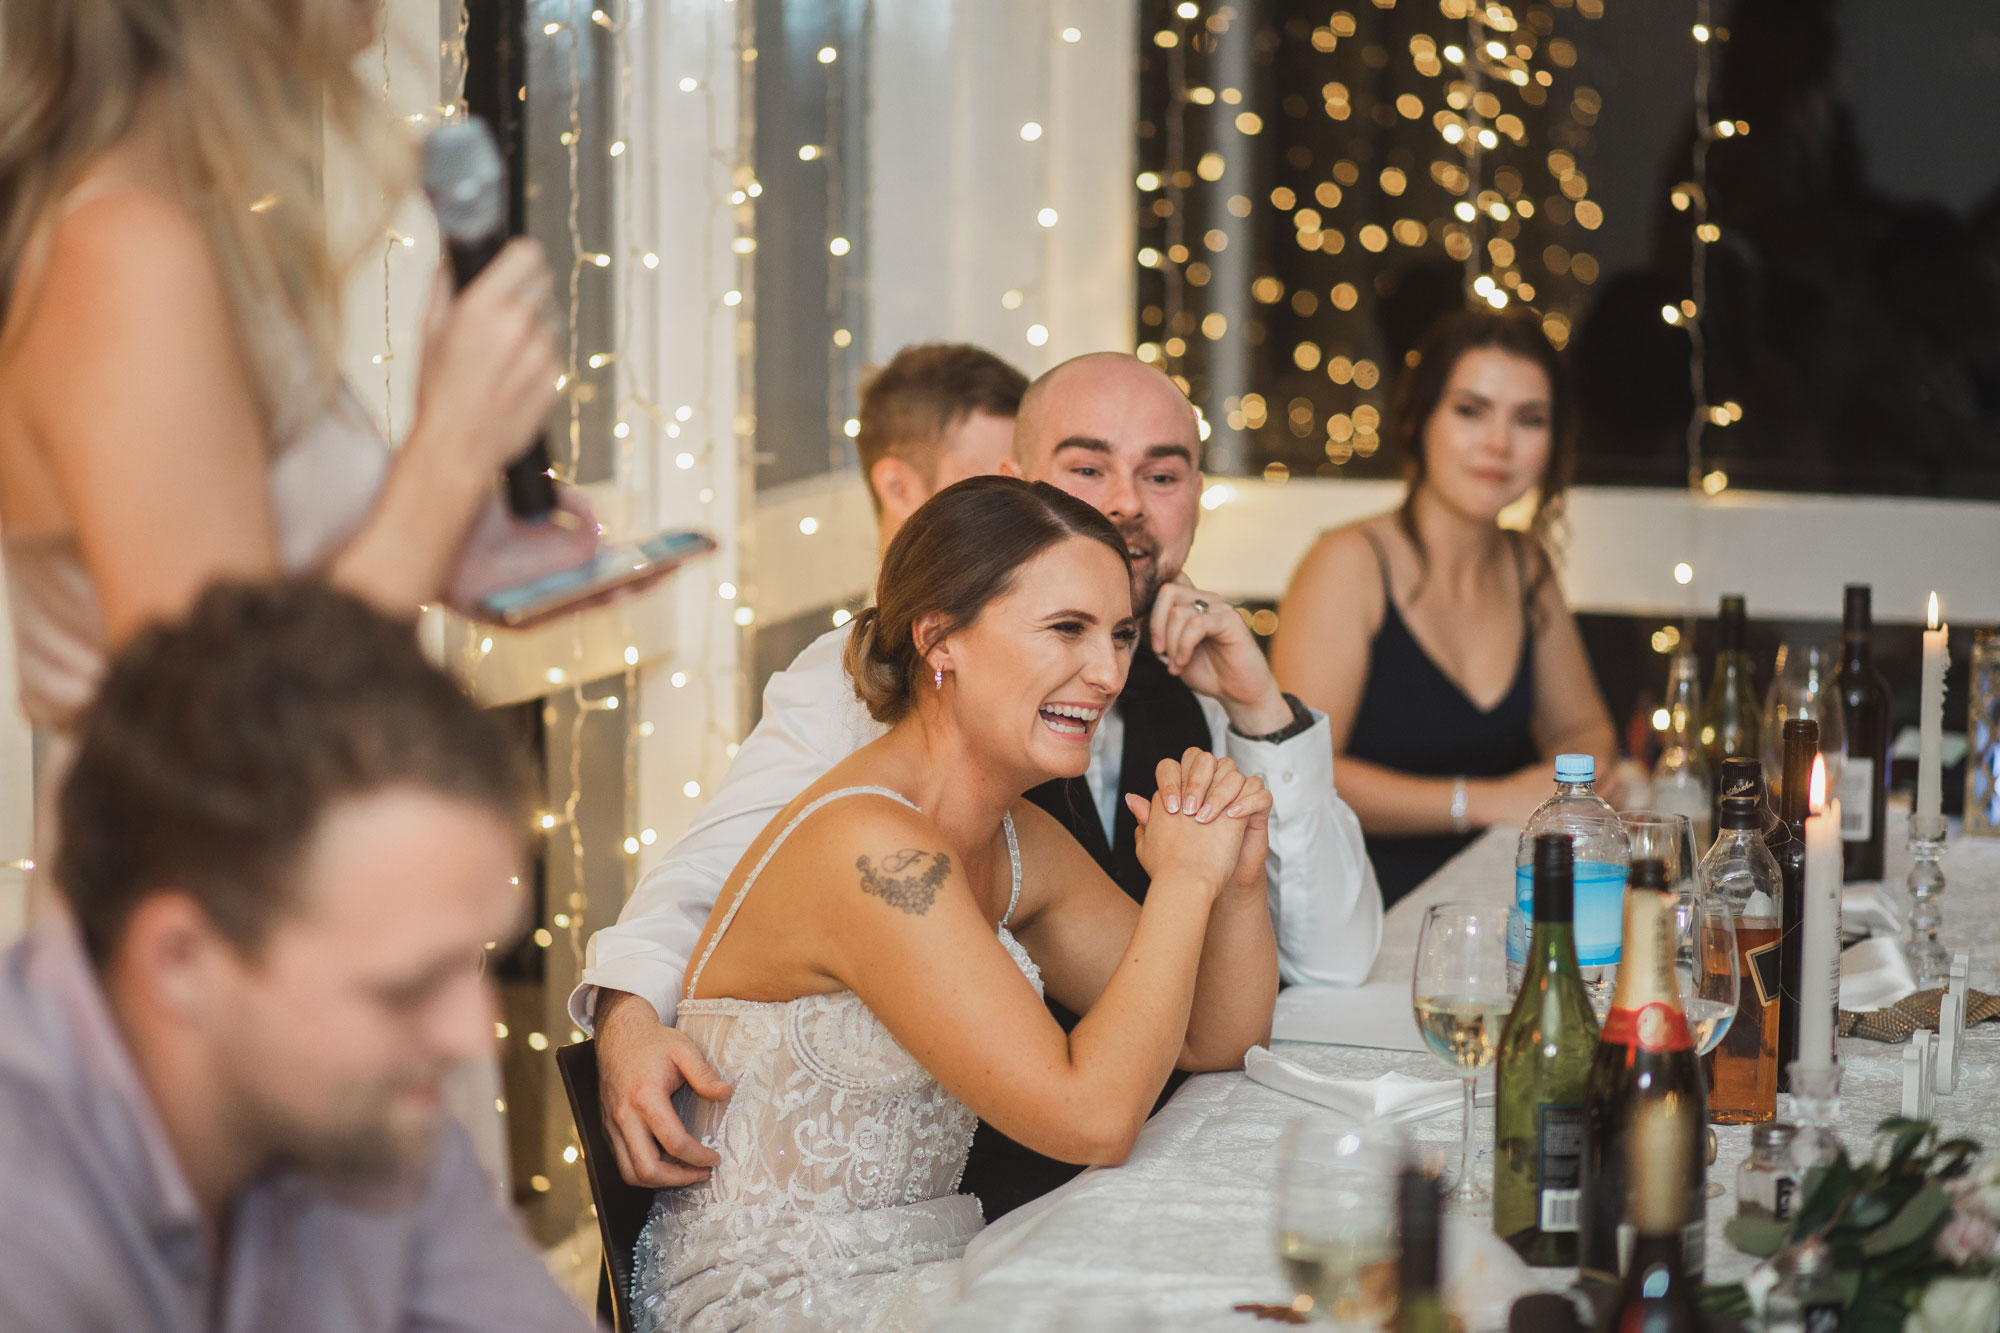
[683,785,921,1001]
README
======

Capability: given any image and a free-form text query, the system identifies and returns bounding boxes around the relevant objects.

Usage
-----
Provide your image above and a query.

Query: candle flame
[1809,753,1827,813]
[1928,591,1940,630]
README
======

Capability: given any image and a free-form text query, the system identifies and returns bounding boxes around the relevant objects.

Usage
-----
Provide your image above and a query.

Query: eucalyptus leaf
[1724,1214,1788,1257]
[1793,1156,1859,1235]
[1883,1120,1932,1175]
[1862,1181,1951,1258]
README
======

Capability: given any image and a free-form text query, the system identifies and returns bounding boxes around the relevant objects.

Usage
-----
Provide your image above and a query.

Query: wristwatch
[1450,776,1471,834]
[1233,692,1317,745]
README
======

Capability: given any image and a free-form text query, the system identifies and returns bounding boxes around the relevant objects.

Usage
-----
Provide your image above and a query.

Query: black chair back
[554,1040,659,1333]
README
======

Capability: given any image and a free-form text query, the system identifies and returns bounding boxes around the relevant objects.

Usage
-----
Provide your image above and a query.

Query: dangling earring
[934,666,944,690]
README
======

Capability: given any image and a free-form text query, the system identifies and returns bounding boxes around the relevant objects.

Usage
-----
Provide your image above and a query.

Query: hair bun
[842,605,907,723]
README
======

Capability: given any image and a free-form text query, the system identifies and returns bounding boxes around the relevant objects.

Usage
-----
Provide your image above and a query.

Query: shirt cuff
[568,957,685,1035]
[1223,706,1335,804]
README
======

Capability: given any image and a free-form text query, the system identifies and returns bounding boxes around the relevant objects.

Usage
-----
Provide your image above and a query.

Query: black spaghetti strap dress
[1345,530,1540,907]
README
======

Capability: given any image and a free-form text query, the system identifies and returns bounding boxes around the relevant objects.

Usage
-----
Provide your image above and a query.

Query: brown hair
[0,0,411,425]
[57,581,532,965]
[1388,307,1574,606]
[844,476,1128,724]
[855,344,1028,513]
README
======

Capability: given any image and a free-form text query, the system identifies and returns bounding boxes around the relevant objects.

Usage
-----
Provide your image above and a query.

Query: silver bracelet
[1449,775,1471,834]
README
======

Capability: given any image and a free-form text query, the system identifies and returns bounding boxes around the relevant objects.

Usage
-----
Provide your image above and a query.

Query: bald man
[575,353,1381,1219]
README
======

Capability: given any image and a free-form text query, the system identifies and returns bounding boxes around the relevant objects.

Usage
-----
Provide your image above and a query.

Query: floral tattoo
[855,848,951,915]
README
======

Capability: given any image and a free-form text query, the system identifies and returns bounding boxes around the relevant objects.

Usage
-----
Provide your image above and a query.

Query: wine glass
[1412,902,1511,1213]
[1273,1119,1402,1327]
[1763,641,1846,808]
[1601,813,1699,1017]
[1619,811,1700,888]
[1675,886,1739,1197]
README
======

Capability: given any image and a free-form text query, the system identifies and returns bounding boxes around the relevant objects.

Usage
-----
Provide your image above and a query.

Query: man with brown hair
[0,582,590,1332]
[854,342,1025,551]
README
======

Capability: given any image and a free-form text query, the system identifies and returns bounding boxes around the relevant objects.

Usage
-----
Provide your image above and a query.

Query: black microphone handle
[443,234,558,520]
[505,437,558,519]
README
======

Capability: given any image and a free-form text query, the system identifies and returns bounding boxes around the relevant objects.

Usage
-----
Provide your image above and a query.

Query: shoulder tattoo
[855,848,951,915]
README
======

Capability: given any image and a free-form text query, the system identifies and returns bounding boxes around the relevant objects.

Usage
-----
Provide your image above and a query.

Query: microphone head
[422,119,505,243]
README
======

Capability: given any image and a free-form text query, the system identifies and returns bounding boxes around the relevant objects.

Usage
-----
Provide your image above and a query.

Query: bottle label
[1599,1001,1694,1053]
[1745,938,1782,1007]
[1514,861,1626,966]
[1839,757,1875,841]
[1536,1104,1584,1233]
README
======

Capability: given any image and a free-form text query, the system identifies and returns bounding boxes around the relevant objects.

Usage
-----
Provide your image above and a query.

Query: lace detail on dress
[632,792,1039,1332]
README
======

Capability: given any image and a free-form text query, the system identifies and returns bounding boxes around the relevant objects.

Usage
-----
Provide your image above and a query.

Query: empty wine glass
[1763,641,1846,809]
[1412,902,1511,1213]
[1675,886,1739,1197]
[1273,1119,1403,1327]
[1619,811,1699,887]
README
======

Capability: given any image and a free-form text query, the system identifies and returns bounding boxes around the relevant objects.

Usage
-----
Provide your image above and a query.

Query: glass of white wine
[1676,885,1739,1197]
[1273,1118,1402,1327]
[1412,901,1511,1213]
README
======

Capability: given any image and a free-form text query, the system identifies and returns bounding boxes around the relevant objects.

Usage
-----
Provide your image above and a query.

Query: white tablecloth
[944,815,2000,1331]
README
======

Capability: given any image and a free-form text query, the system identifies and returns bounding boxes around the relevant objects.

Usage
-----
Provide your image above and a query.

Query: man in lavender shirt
[0,583,592,1333]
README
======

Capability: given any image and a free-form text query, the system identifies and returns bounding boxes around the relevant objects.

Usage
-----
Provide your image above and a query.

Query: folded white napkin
[1842,883,1907,939]
[1840,936,1920,1012]
[1243,1046,1482,1123]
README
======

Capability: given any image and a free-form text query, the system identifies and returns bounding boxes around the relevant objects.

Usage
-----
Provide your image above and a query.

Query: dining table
[943,807,2000,1331]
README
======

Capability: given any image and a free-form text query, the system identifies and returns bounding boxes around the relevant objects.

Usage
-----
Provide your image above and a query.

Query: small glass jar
[1736,1122,1801,1224]
[1764,1236,1843,1332]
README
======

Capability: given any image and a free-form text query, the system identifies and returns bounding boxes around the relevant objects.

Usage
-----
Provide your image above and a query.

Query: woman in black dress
[1271,310,1621,907]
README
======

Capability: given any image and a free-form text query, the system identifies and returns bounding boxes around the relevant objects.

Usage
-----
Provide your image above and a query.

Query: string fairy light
[1141,0,1600,485]
[1670,0,1744,499]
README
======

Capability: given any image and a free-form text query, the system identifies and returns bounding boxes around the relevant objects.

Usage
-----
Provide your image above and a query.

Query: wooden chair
[554,1040,659,1333]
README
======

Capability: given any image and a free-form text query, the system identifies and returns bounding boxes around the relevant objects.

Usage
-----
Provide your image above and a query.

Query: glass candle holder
[1906,813,1949,987]
[1783,1060,1843,1172]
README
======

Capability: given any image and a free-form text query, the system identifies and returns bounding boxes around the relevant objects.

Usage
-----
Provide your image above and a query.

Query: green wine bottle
[1495,833,1601,1266]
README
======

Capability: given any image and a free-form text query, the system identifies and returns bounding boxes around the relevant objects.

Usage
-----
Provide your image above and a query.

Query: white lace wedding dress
[629,786,1042,1332]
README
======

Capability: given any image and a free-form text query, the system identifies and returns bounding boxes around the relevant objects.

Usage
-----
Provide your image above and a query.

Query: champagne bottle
[1602,1099,1709,1332]
[1395,1167,1451,1333]
[1776,719,1817,1093]
[1700,595,1761,832]
[1496,834,1601,1265]
[1651,650,1712,849]
[1578,859,1707,1285]
[1701,758,1782,1124]
[1834,584,1891,881]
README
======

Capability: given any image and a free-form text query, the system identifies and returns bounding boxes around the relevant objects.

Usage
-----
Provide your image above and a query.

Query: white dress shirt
[571,627,1383,1031]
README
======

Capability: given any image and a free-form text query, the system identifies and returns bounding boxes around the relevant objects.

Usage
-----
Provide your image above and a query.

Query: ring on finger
[1191,598,1209,614]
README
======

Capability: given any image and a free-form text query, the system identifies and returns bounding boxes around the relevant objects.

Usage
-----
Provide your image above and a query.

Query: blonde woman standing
[0,0,590,902]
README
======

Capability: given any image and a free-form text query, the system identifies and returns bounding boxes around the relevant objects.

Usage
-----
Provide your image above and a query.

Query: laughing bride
[629,476,1278,1331]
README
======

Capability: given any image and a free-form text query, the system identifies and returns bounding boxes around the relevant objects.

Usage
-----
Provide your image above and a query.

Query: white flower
[1938,1211,2000,1266]
[1906,1278,2000,1333]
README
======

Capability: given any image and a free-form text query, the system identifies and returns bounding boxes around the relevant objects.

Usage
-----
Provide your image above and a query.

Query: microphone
[421,118,558,521]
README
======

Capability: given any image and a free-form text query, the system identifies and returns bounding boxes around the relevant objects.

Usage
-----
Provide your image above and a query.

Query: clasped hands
[1124,748,1272,901]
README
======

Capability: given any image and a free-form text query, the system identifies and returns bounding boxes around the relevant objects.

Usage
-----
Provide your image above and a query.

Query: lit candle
[1918,592,1948,828]
[1800,755,1840,1069]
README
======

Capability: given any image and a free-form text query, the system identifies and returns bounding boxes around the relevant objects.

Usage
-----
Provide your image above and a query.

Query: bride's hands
[1124,749,1272,901]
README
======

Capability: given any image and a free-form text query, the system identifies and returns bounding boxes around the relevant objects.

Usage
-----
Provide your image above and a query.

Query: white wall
[866,0,1136,373]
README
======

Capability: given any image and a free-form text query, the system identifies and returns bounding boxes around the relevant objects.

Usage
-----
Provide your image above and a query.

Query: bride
[629,476,1279,1331]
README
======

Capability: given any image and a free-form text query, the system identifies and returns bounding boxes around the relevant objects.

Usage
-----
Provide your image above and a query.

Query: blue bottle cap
[1554,753,1595,783]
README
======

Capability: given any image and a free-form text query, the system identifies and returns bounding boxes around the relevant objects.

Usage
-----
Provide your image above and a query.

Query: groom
[578,352,1382,1218]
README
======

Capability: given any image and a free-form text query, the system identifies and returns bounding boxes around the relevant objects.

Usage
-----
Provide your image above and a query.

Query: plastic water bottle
[1509,755,1631,996]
